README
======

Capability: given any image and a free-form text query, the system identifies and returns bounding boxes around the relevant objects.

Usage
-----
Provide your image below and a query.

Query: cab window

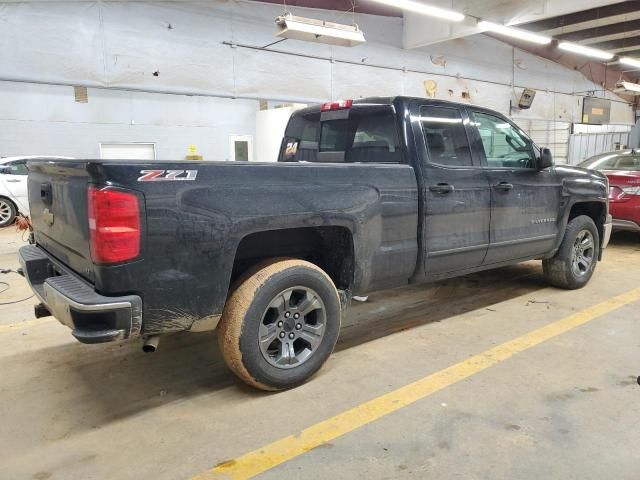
[419,106,472,167]
[473,112,536,169]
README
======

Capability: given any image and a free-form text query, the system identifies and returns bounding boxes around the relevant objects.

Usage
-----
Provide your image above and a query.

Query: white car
[0,156,73,227]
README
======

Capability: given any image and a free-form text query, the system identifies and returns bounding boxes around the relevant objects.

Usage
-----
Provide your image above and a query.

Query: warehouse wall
[0,0,634,159]
[0,81,258,159]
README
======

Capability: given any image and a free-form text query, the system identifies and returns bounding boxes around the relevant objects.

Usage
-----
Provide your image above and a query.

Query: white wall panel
[0,3,104,85]
[233,47,331,101]
[403,72,511,114]
[332,63,406,99]
[99,2,236,94]
[405,35,514,87]
[0,81,258,160]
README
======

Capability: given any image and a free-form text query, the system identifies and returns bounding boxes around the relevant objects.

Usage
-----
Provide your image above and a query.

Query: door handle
[493,182,514,191]
[429,183,454,194]
[6,179,21,183]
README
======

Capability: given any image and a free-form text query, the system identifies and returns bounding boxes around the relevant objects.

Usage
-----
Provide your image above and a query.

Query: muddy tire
[543,215,600,290]
[0,198,17,228]
[218,258,341,391]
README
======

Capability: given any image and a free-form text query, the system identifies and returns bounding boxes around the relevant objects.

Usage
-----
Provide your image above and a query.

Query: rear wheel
[543,215,600,289]
[218,258,341,391]
[0,198,17,228]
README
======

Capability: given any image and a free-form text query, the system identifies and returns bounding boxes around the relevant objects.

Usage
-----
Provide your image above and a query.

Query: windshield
[578,152,640,171]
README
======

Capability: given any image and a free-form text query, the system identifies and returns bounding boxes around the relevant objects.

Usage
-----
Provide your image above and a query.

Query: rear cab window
[279,105,403,164]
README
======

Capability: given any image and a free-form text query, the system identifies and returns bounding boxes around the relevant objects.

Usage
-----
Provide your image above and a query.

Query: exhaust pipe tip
[142,335,160,353]
[34,303,52,319]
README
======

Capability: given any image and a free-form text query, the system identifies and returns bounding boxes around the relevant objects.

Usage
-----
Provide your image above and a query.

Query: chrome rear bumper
[19,245,142,344]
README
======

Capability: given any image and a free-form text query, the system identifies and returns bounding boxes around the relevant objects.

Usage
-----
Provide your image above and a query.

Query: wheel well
[0,195,16,208]
[568,202,605,238]
[231,227,354,291]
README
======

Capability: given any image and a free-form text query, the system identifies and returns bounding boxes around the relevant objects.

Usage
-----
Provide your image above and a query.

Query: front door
[470,110,562,264]
[411,102,491,275]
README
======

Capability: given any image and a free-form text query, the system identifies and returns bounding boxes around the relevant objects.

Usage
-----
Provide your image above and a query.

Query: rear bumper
[18,245,142,344]
[602,214,613,249]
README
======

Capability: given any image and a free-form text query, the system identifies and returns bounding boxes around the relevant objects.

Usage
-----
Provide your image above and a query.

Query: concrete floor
[1,227,639,480]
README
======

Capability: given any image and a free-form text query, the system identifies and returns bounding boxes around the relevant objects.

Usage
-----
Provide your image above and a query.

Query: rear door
[0,160,29,213]
[470,110,562,264]
[411,101,491,275]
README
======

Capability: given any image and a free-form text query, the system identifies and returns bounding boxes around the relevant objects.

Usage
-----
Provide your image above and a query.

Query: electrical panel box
[518,88,536,109]
[582,97,611,125]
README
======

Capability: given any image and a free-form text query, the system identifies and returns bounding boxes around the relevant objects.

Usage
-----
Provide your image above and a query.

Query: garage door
[567,124,632,165]
[100,143,156,160]
[514,119,571,165]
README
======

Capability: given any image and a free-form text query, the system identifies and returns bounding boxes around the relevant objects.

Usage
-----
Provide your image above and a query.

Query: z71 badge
[138,170,198,182]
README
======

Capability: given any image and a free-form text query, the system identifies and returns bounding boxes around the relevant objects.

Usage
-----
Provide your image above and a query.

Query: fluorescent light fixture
[613,81,640,95]
[366,0,464,22]
[558,42,614,60]
[275,13,365,47]
[619,57,640,69]
[477,20,551,45]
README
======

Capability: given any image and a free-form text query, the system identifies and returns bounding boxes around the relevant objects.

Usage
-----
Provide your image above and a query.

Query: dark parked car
[579,150,640,235]
[19,97,611,390]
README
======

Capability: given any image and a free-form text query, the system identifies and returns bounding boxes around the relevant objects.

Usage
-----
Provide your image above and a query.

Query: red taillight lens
[321,99,353,111]
[88,186,141,264]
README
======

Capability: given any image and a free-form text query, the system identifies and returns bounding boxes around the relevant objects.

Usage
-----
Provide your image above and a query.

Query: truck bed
[27,159,419,337]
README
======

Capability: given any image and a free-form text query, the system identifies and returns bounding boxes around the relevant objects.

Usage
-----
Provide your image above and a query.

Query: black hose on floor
[0,269,34,305]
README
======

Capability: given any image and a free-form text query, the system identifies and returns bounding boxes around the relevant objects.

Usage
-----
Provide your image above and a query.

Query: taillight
[321,99,353,111]
[88,185,141,264]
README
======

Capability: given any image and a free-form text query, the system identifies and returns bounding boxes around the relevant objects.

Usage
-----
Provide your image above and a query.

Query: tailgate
[27,160,94,280]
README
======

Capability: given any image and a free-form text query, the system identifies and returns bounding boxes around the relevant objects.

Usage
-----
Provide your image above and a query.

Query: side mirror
[539,148,553,169]
[0,166,9,174]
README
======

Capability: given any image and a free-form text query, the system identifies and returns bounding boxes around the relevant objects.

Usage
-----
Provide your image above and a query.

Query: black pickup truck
[19,96,612,390]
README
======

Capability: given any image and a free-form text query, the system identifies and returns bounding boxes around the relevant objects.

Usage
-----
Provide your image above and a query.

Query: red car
[579,150,640,234]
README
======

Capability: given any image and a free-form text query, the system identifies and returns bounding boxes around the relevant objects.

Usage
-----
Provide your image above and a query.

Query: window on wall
[419,106,472,167]
[473,112,536,169]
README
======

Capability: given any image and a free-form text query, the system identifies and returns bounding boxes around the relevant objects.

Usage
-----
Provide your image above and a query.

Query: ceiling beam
[522,1,639,32]
[555,18,640,42]
[587,34,640,51]
[248,0,402,17]
[617,48,640,58]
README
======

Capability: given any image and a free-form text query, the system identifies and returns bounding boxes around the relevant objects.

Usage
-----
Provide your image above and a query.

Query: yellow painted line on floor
[0,317,55,333]
[192,287,640,480]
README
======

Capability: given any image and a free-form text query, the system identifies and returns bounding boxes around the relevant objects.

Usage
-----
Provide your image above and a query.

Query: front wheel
[543,215,600,290]
[218,258,341,391]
